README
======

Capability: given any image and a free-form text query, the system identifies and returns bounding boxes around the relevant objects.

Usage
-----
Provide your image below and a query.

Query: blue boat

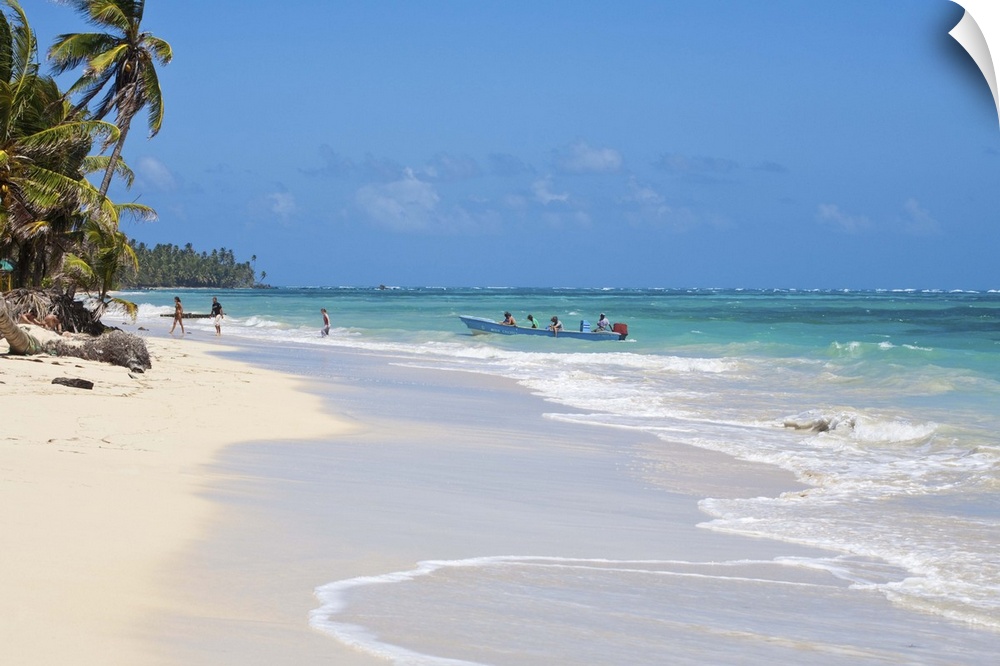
[459,316,627,341]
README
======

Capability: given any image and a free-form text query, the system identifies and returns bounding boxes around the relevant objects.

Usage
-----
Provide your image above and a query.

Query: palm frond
[0,10,13,84]
[116,201,155,223]
[87,1,135,32]
[48,32,118,73]
[87,42,128,77]
[18,118,118,156]
[141,62,161,135]
[82,154,134,187]
[143,34,171,64]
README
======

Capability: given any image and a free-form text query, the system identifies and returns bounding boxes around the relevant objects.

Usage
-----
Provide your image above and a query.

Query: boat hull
[459,316,625,341]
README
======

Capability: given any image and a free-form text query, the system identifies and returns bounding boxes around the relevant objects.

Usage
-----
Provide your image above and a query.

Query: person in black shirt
[211,297,224,336]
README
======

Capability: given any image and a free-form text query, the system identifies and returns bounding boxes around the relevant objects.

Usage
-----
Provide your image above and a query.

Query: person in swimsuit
[321,308,331,336]
[500,311,516,326]
[170,297,185,335]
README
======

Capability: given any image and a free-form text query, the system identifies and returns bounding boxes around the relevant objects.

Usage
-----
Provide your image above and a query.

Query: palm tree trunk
[0,297,43,355]
[99,114,133,197]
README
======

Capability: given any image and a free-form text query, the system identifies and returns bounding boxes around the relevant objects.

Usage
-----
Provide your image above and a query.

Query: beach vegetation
[0,0,120,290]
[61,208,148,320]
[0,0,170,335]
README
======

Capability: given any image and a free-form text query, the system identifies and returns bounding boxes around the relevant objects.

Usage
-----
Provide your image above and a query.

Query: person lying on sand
[18,311,62,333]
[18,311,41,326]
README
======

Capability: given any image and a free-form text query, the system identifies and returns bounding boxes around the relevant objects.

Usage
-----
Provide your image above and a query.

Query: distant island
[121,242,267,289]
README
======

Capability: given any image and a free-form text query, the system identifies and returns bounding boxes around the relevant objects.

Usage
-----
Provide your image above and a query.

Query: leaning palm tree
[48,0,172,196]
[0,295,42,354]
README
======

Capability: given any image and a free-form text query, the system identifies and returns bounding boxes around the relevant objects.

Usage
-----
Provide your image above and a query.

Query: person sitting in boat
[548,316,563,334]
[500,312,516,326]
[596,314,611,332]
[526,314,539,329]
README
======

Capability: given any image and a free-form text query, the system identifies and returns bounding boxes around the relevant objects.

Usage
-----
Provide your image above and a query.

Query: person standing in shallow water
[170,297,184,335]
[211,297,224,336]
[321,308,330,337]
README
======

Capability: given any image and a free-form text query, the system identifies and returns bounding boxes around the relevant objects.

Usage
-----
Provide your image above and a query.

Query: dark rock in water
[52,377,94,390]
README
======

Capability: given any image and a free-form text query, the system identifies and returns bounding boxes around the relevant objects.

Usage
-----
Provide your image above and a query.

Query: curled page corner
[949,0,1000,126]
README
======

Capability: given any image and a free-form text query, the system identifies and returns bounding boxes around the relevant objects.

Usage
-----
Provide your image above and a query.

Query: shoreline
[0,334,353,664]
[7,329,998,663]
[151,341,842,664]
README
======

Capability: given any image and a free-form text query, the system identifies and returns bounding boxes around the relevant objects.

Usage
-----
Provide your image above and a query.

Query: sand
[0,331,353,665]
[8,327,940,664]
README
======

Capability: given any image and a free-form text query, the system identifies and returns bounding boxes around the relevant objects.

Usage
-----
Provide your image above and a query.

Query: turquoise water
[117,287,1000,659]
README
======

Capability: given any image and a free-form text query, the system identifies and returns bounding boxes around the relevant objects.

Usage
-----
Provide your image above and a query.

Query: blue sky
[29,0,1000,288]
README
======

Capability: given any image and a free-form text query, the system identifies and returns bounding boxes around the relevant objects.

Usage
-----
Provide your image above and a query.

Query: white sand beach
[0,332,353,665]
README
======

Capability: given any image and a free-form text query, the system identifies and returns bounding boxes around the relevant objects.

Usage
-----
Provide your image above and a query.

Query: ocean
[117,286,1000,663]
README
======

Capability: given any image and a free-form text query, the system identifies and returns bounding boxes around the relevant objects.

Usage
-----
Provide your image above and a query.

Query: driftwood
[52,377,95,390]
[0,297,43,355]
[45,330,152,372]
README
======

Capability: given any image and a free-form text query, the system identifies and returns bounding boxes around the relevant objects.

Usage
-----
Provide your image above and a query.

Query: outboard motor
[612,322,628,340]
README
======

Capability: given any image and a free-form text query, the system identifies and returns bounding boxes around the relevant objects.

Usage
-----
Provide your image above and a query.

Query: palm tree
[48,0,172,197]
[60,200,153,320]
[0,0,120,287]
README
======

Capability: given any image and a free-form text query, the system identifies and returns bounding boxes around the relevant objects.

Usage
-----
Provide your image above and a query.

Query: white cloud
[268,192,296,216]
[355,168,441,231]
[902,198,941,236]
[816,203,870,233]
[136,156,177,190]
[532,176,569,205]
[654,153,738,175]
[554,141,623,173]
[355,168,502,234]
[419,153,481,181]
[618,177,707,230]
[621,176,666,207]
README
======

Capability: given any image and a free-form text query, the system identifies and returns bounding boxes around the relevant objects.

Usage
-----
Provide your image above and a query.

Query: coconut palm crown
[48,0,172,196]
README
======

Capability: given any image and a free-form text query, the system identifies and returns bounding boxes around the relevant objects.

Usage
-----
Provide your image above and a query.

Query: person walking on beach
[170,297,185,335]
[211,297,224,336]
[321,308,330,337]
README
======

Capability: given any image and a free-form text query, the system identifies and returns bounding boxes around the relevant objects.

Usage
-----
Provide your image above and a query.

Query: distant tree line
[122,242,260,288]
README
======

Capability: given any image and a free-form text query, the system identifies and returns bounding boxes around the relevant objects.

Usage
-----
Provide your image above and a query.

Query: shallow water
[118,287,1000,662]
